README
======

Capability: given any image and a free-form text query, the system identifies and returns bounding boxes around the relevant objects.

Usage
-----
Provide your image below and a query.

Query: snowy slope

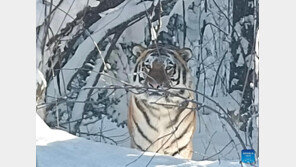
[36,115,249,167]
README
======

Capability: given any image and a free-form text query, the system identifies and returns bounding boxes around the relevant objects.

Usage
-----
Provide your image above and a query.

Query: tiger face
[132,44,193,104]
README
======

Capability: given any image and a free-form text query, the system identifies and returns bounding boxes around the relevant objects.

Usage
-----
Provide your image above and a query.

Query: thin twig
[203,140,233,160]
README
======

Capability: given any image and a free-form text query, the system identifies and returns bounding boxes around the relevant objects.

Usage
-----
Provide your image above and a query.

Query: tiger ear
[132,45,146,57]
[179,48,192,62]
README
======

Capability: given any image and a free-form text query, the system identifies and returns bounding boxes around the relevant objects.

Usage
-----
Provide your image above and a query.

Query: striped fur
[128,44,196,159]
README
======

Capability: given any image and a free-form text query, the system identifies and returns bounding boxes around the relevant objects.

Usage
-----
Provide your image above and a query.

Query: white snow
[36,69,47,91]
[36,114,249,167]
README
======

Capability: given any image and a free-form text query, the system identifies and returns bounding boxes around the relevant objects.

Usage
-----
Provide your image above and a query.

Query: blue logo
[241,149,256,164]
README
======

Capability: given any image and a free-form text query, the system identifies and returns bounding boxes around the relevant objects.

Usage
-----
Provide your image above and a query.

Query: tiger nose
[148,82,160,89]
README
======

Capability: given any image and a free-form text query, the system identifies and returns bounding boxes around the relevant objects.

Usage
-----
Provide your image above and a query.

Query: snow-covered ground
[36,115,252,167]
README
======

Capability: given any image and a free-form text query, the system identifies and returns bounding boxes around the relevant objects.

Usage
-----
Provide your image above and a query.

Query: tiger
[128,43,197,159]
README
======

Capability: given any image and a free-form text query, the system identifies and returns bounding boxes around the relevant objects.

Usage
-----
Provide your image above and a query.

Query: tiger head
[131,44,194,104]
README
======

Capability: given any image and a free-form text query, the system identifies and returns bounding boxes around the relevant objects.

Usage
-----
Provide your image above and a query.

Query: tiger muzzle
[145,66,170,94]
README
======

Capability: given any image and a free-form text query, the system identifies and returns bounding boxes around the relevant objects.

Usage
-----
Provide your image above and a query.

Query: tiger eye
[145,64,151,70]
[166,66,174,71]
